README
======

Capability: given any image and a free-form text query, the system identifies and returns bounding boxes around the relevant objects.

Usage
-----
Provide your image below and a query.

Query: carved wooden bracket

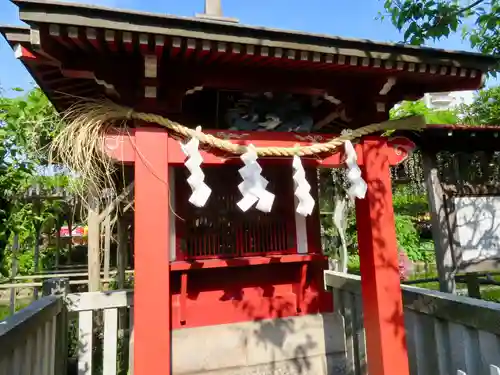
[387,136,416,165]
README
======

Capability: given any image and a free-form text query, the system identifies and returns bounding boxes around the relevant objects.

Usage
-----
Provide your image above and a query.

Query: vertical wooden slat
[340,290,356,375]
[354,294,367,375]
[88,196,101,292]
[464,327,481,374]
[332,289,341,313]
[416,313,440,375]
[103,215,112,290]
[129,308,135,375]
[11,344,23,375]
[117,215,127,289]
[78,310,94,375]
[55,217,61,269]
[434,318,451,375]
[35,324,44,375]
[49,316,57,375]
[22,335,34,375]
[405,312,420,375]
[43,319,52,375]
[479,331,500,372]
[57,302,69,375]
[448,322,468,374]
[103,308,118,375]
[0,356,9,375]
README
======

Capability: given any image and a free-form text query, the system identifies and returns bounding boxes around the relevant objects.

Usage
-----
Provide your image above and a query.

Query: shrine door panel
[175,165,296,260]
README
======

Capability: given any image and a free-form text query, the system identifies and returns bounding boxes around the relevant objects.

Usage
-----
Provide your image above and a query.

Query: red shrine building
[1,1,496,375]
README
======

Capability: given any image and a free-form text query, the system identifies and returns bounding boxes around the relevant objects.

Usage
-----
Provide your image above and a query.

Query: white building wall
[423,90,475,111]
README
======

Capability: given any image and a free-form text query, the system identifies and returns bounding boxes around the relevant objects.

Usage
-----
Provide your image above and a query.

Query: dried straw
[49,100,129,201]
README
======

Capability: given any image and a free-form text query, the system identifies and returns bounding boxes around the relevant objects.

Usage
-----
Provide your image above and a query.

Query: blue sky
[0,0,497,95]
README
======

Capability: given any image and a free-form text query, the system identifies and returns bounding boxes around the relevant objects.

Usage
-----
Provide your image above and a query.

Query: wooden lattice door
[175,164,296,260]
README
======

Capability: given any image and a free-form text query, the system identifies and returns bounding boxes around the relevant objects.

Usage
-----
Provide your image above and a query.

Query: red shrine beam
[104,128,414,166]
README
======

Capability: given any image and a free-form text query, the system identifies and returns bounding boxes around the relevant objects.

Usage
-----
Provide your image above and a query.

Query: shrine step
[172,312,348,375]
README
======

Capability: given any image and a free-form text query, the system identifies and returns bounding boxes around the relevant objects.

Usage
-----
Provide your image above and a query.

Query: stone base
[173,313,347,375]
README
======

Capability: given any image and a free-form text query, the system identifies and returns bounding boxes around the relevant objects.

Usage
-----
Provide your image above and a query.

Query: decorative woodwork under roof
[1,0,498,119]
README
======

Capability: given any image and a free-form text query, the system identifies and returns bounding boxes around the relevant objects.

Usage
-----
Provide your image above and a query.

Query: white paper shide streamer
[342,130,367,199]
[292,155,315,216]
[237,144,275,213]
[180,126,212,207]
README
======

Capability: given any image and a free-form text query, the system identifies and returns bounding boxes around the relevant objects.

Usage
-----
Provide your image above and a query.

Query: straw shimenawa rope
[64,100,426,156]
[133,111,425,156]
[51,100,426,199]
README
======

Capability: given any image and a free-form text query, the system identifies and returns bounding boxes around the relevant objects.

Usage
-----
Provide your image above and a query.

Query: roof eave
[11,0,499,72]
[0,25,30,45]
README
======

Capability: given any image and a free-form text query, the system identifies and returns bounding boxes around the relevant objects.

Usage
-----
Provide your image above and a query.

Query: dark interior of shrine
[180,88,352,133]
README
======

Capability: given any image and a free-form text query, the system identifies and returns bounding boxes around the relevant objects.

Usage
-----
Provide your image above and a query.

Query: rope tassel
[237,145,275,213]
[292,155,315,216]
[180,126,212,207]
[342,130,367,200]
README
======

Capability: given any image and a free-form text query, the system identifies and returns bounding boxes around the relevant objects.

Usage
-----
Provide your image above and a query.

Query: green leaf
[380,0,500,59]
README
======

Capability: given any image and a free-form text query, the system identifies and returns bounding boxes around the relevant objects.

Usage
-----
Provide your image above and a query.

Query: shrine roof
[403,124,500,152]
[1,0,499,117]
[6,0,498,69]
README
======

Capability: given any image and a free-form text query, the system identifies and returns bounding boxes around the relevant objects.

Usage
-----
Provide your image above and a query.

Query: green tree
[461,85,500,124]
[379,0,500,57]
[390,99,459,124]
[0,87,67,276]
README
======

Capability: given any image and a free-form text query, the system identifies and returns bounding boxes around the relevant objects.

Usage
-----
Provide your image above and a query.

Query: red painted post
[355,137,410,375]
[134,127,171,375]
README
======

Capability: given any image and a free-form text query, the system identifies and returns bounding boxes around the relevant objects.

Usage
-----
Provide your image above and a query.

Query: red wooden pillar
[355,137,410,375]
[134,127,171,375]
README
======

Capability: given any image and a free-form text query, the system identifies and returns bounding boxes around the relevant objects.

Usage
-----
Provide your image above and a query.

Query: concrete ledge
[186,353,347,375]
[173,313,346,374]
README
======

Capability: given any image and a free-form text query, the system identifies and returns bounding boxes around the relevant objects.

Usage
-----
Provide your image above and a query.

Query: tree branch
[98,182,134,223]
[456,0,486,16]
[428,0,485,35]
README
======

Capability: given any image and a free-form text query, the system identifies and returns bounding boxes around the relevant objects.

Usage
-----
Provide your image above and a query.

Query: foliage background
[0,87,72,277]
[322,86,500,272]
[379,0,500,59]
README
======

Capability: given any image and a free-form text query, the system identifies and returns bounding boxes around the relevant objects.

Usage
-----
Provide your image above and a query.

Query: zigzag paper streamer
[342,130,367,199]
[180,126,212,207]
[237,145,275,213]
[292,155,315,216]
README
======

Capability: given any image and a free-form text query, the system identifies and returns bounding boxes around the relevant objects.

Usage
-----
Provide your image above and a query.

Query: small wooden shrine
[1,1,496,374]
